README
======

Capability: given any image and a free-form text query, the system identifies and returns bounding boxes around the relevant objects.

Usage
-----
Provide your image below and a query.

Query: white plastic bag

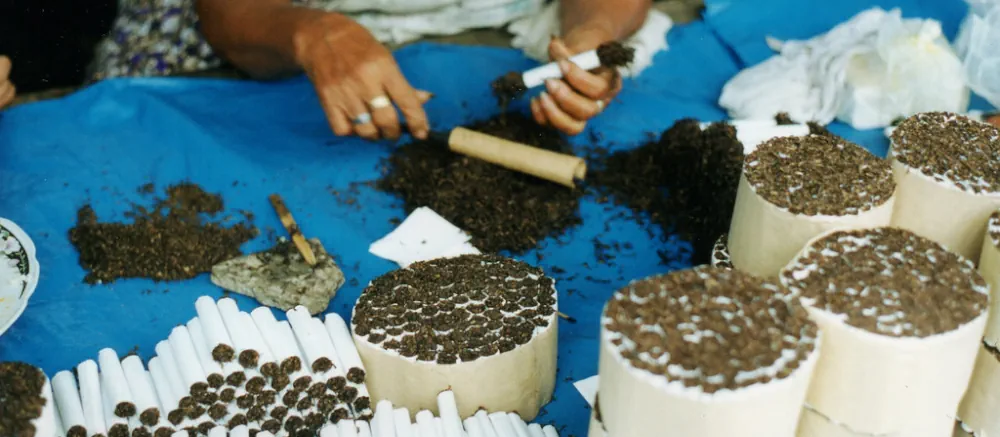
[956,0,1000,109]
[350,0,542,45]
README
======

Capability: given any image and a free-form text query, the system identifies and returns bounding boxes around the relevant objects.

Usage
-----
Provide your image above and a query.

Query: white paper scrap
[573,375,599,407]
[700,120,811,154]
[369,207,480,268]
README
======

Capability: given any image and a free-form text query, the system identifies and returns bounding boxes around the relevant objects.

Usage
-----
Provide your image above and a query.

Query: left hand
[530,30,623,135]
[0,56,14,109]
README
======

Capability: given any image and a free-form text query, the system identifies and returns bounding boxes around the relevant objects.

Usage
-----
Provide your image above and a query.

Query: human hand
[530,29,623,135]
[0,56,14,109]
[292,12,431,140]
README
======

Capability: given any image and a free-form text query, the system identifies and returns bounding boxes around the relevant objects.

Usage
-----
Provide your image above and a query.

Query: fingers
[558,61,615,99]
[0,84,14,109]
[315,82,353,137]
[545,79,602,120]
[383,65,429,140]
[530,96,548,127]
[538,91,585,135]
[343,90,379,140]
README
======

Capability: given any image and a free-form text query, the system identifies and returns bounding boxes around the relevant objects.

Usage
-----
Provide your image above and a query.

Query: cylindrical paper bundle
[353,255,557,420]
[186,318,227,389]
[474,410,499,437]
[727,134,895,278]
[120,356,161,427]
[598,266,819,437]
[167,326,210,395]
[53,370,88,437]
[195,296,237,363]
[888,112,1000,260]
[394,408,414,437]
[77,359,108,436]
[217,298,262,369]
[435,391,463,437]
[781,227,989,437]
[148,357,183,426]
[98,348,137,418]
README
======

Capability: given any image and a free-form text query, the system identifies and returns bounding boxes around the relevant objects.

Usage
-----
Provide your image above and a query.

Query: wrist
[287,9,353,68]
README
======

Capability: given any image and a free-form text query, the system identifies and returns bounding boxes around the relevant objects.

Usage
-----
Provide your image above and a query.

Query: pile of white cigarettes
[33,296,563,437]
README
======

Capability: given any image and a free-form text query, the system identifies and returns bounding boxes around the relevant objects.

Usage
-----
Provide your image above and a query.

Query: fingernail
[415,129,428,140]
[546,79,562,92]
[558,60,571,74]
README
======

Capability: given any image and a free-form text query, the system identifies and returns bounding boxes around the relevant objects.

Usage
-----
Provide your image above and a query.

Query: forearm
[195,0,319,79]
[559,0,651,40]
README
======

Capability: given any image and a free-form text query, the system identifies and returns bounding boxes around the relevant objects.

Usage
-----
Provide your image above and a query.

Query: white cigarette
[52,371,88,436]
[120,356,161,426]
[325,314,367,380]
[412,423,422,437]
[154,341,190,401]
[507,414,531,437]
[416,410,438,437]
[393,408,414,437]
[374,400,395,437]
[241,312,276,364]
[474,410,499,437]
[206,425,228,437]
[168,326,209,391]
[338,419,360,437]
[77,360,107,435]
[251,307,299,362]
[256,432,276,437]
[287,307,338,374]
[276,320,309,374]
[187,318,226,385]
[488,412,516,437]
[195,296,236,363]
[171,431,188,437]
[101,376,128,430]
[463,418,486,437]
[147,357,179,412]
[436,390,463,437]
[541,426,558,437]
[434,417,445,437]
[44,378,65,437]
[522,50,601,89]
[357,421,373,437]
[526,424,544,437]
[217,298,261,367]
[321,424,342,437]
[97,348,137,418]
[311,317,345,371]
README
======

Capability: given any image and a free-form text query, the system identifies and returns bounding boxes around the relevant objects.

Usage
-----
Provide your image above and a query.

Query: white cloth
[719,8,969,129]
[956,0,1000,109]
[368,207,480,268]
[508,2,673,77]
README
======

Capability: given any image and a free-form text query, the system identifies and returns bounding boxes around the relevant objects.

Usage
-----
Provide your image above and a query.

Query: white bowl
[0,218,40,337]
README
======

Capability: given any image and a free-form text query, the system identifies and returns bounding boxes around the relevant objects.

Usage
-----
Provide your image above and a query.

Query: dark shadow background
[0,0,117,93]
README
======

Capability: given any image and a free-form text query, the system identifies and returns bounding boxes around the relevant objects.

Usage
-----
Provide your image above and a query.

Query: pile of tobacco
[69,183,257,284]
[377,114,583,254]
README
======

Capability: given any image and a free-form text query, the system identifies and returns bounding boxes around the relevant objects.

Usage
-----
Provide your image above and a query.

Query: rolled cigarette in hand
[488,412,517,437]
[527,424,545,437]
[167,327,210,394]
[541,425,559,437]
[217,298,261,369]
[52,370,88,437]
[374,400,395,437]
[77,360,107,435]
[98,348,137,418]
[507,413,531,437]
[121,356,162,427]
[357,420,373,437]
[148,357,183,425]
[443,128,586,189]
[186,318,226,389]
[475,410,499,437]
[338,419,360,437]
[393,408,414,437]
[195,296,237,363]
[416,410,438,437]
[436,391,463,437]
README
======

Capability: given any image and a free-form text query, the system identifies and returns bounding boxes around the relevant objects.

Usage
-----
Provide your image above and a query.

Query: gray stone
[211,238,345,315]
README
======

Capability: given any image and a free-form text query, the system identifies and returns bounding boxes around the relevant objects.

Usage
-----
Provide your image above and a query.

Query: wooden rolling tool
[433,127,587,188]
[268,193,317,266]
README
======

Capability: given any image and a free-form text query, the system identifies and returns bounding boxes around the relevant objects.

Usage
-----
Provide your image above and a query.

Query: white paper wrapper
[541,425,559,437]
[120,355,161,425]
[195,296,236,363]
[521,50,600,88]
[287,306,340,374]
[77,360,107,435]
[98,348,137,419]
[358,421,373,437]
[417,410,439,437]
[251,307,301,364]
[394,408,414,437]
[339,419,360,437]
[52,370,88,435]
[958,343,1000,436]
[888,152,1000,261]
[436,391,463,437]
[488,412,517,437]
[728,173,895,278]
[186,317,226,379]
[241,312,276,364]
[464,417,486,437]
[527,423,545,437]
[980,227,1000,345]
[167,326,209,390]
[374,400,395,437]
[154,341,190,399]
[474,410,499,437]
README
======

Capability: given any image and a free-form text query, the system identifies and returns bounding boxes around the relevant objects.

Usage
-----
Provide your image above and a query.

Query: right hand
[292,12,430,140]
[0,56,14,109]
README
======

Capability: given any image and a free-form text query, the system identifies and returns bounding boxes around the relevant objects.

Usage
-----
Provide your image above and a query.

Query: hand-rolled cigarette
[101,377,130,437]
[338,419,360,437]
[207,425,228,437]
[195,296,237,363]
[463,418,486,437]
[374,400,395,437]
[488,412,517,437]
[413,424,422,437]
[217,298,262,369]
[241,313,277,365]
[98,348,137,418]
[321,425,342,437]
[492,42,634,102]
[310,317,345,371]
[121,356,162,427]
[53,370,88,437]
[416,410,438,437]
[252,308,307,383]
[77,360,108,435]
[541,425,558,437]
[154,341,191,407]
[526,424,544,437]
[187,318,226,389]
[45,377,65,437]
[436,391,463,437]
[434,417,445,437]
[167,327,210,394]
[475,410,499,437]
[440,128,586,189]
[357,420,373,437]
[148,357,183,424]
[325,314,366,384]
[287,307,339,374]
[256,432,276,437]
[507,413,531,437]
[170,430,188,437]
[394,408,414,437]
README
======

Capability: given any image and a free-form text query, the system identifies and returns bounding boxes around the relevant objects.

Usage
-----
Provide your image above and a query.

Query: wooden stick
[268,194,317,266]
